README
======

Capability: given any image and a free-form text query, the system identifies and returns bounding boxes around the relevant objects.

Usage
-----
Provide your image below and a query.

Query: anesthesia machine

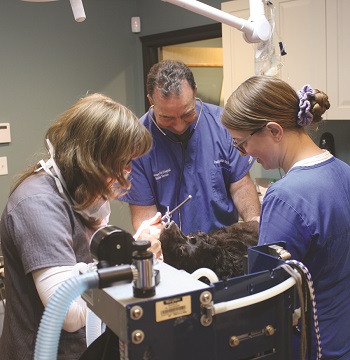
[34,226,320,360]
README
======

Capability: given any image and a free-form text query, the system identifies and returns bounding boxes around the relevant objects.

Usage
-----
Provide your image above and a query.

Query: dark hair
[146,60,196,98]
[222,76,330,131]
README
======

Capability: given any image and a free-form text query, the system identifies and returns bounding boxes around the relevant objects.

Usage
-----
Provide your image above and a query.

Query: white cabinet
[221,0,350,119]
[326,0,350,119]
[221,0,254,103]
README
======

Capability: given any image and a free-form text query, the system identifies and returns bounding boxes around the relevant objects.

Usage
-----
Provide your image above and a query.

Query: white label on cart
[156,295,192,322]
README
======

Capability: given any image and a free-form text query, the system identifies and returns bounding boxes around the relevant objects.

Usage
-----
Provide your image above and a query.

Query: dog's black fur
[160,221,259,280]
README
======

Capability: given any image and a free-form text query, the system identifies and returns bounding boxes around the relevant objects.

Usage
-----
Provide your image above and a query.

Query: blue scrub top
[259,157,350,359]
[121,100,254,234]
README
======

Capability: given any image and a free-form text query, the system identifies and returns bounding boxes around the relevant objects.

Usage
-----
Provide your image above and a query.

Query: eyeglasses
[232,123,267,155]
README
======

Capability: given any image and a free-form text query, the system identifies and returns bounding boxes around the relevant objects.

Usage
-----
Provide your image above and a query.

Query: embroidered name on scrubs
[214,159,230,165]
[153,168,171,181]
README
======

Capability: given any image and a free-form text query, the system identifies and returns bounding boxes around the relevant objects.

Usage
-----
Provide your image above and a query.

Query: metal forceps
[161,195,192,223]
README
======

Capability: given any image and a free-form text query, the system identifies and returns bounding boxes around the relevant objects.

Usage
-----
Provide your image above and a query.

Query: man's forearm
[230,176,261,222]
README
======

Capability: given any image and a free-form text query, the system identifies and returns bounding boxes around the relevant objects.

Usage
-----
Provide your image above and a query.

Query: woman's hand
[133,212,163,258]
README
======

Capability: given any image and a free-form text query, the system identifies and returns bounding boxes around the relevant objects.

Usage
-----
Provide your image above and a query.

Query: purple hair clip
[297,84,314,126]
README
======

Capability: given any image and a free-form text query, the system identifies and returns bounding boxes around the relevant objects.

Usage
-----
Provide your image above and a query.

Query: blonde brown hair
[222,76,330,131]
[12,93,152,218]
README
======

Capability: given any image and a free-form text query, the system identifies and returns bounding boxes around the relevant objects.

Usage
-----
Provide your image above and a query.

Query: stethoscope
[148,97,203,229]
[148,97,203,144]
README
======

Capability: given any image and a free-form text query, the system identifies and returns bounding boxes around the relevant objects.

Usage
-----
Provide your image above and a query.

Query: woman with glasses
[222,75,350,360]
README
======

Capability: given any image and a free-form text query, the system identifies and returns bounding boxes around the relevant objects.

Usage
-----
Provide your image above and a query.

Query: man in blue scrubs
[121,60,260,235]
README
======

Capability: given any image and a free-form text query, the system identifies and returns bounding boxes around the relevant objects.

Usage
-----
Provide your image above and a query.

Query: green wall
[0,0,223,237]
[0,0,349,241]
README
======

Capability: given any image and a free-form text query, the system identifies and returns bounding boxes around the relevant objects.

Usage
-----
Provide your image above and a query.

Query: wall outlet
[0,157,8,175]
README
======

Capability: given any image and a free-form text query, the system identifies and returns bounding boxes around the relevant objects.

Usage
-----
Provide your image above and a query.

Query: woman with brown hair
[222,76,350,359]
[0,93,158,360]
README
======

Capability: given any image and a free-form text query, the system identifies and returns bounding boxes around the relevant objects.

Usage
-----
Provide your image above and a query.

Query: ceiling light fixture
[161,0,271,43]
[21,0,86,22]
[69,0,86,22]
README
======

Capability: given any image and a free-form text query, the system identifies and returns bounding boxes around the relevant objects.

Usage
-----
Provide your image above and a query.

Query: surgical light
[161,0,271,43]
[21,0,86,22]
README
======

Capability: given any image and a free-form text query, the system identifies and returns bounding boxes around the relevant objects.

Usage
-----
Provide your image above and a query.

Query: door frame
[140,23,222,111]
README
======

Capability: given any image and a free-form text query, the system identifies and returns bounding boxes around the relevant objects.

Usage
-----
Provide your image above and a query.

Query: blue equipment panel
[83,243,296,360]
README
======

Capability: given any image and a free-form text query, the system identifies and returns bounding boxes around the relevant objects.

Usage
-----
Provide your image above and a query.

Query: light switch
[0,123,11,143]
[131,17,141,33]
[0,157,8,175]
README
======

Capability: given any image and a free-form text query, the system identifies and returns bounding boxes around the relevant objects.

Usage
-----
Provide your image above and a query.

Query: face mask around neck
[35,139,111,224]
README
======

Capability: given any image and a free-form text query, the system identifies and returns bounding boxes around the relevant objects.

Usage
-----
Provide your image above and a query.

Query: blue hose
[34,271,99,360]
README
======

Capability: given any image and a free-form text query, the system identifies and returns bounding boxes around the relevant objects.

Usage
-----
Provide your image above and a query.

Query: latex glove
[133,212,163,258]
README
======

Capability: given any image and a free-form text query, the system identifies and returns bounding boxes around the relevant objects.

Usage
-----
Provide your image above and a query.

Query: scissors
[161,195,192,223]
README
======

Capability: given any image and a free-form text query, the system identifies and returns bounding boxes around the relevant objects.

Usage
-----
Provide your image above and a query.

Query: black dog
[160,221,259,280]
